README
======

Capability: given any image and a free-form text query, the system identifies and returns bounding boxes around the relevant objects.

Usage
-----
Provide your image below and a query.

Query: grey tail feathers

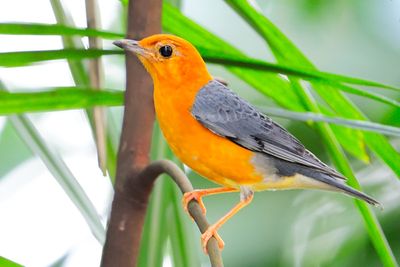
[315,174,381,208]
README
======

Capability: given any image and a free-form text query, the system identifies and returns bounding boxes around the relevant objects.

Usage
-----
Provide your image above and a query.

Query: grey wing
[191,80,345,179]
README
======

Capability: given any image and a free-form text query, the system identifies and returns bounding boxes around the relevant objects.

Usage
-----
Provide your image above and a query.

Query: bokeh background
[0,0,399,266]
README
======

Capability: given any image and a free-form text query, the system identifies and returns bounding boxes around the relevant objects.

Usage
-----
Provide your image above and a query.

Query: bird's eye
[159,45,173,58]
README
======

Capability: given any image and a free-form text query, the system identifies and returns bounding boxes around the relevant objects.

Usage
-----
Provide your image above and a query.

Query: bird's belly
[156,105,263,187]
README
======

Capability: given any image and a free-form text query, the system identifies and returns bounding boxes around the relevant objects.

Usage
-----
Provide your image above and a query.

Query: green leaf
[2,47,398,109]
[199,46,400,92]
[0,23,123,39]
[0,49,121,67]
[198,47,399,109]
[363,132,400,177]
[0,88,123,115]
[260,107,400,137]
[327,82,400,108]
[164,0,182,9]
[318,104,367,162]
[1,49,398,106]
[1,88,396,137]
[0,256,23,267]
[224,1,398,266]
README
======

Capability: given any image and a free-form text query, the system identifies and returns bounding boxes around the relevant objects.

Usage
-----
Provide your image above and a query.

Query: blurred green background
[0,0,399,266]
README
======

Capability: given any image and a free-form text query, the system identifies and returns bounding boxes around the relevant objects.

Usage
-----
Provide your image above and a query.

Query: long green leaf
[0,23,123,39]
[3,22,397,91]
[199,47,400,91]
[261,107,400,137]
[0,49,120,67]
[0,88,122,115]
[199,47,400,108]
[1,88,397,137]
[2,47,399,100]
[225,1,398,266]
[324,82,400,109]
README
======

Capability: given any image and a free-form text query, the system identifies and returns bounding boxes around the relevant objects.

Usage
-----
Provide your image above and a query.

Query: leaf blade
[0,22,123,39]
[0,49,121,67]
[0,88,123,115]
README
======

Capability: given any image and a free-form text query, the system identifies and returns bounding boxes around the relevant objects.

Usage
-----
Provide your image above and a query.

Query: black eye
[159,45,173,58]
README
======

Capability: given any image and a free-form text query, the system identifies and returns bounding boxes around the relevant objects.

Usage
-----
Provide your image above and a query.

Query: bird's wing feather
[191,80,345,179]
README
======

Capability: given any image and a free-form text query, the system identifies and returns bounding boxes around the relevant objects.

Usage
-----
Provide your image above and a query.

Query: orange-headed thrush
[114,34,379,253]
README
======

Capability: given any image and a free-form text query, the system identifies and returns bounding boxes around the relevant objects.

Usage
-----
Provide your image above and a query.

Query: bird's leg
[183,187,238,216]
[201,187,254,253]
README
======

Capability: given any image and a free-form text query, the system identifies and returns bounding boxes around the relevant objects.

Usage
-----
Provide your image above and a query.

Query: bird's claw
[182,190,207,219]
[201,224,225,254]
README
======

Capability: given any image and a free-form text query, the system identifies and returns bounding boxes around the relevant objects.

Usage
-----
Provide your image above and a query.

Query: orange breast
[154,82,263,188]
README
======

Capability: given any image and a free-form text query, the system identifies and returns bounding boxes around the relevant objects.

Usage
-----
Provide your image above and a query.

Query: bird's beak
[113,39,147,56]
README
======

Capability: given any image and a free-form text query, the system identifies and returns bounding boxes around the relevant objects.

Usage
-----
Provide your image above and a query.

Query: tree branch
[137,160,224,267]
[100,0,162,266]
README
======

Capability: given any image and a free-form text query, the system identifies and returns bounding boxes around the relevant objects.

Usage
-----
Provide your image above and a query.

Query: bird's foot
[201,224,225,254]
[182,190,207,218]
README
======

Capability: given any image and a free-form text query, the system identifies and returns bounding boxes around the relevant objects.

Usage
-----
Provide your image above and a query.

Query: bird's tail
[314,174,381,208]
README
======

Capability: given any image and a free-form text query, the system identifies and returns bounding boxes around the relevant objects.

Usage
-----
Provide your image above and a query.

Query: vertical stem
[100,0,162,266]
[85,0,107,175]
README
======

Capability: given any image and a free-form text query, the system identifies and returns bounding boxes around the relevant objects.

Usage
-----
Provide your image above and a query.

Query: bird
[113,34,379,253]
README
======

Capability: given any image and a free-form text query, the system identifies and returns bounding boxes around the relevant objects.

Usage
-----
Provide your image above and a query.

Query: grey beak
[112,40,126,49]
[113,39,145,55]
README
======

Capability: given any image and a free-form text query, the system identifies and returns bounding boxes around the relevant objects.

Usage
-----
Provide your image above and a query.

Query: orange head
[114,34,212,88]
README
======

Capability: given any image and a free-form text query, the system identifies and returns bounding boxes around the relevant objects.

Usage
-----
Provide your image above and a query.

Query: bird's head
[114,34,211,87]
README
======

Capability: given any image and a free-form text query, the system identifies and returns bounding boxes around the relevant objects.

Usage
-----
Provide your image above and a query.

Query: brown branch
[100,0,162,266]
[138,160,224,267]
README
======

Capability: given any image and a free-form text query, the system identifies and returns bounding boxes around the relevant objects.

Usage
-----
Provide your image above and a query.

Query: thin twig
[137,160,224,267]
[85,0,107,175]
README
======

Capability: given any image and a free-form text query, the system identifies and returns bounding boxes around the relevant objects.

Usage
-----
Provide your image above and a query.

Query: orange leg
[201,191,254,254]
[182,187,238,216]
